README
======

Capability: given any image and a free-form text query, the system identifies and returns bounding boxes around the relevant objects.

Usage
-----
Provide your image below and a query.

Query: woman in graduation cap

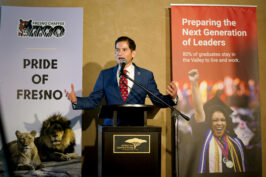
[188,69,246,173]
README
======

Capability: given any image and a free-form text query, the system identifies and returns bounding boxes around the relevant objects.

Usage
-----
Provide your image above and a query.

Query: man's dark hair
[115,36,136,51]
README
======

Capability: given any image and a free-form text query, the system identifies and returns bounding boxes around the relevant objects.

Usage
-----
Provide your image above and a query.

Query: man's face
[211,111,227,138]
[115,41,136,68]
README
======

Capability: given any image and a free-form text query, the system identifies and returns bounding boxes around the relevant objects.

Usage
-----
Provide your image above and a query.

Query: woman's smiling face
[211,111,227,138]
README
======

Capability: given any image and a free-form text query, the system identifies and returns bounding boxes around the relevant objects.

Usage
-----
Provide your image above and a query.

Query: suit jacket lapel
[127,64,142,101]
[112,65,123,100]
[133,64,142,88]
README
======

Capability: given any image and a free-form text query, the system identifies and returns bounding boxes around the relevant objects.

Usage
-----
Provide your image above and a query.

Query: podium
[98,104,160,126]
[98,104,161,177]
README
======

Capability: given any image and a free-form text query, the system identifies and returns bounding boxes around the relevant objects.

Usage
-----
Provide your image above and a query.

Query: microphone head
[119,59,127,77]
[120,59,127,65]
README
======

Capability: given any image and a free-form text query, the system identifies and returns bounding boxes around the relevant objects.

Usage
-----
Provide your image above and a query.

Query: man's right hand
[64,84,77,103]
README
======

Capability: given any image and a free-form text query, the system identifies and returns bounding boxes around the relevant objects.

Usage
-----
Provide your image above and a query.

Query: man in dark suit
[65,36,177,125]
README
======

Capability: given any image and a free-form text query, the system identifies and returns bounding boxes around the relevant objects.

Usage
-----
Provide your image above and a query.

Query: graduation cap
[203,94,233,120]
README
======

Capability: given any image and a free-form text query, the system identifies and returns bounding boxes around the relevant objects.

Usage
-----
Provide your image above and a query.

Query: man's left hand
[167,81,178,99]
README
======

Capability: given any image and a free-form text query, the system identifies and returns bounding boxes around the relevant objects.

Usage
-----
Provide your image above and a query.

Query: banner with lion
[0,6,83,176]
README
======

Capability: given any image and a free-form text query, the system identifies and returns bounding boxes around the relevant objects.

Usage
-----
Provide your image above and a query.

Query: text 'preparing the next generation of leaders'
[181,18,247,47]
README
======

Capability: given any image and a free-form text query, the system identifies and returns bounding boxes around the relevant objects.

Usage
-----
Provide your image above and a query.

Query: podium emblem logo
[113,135,150,153]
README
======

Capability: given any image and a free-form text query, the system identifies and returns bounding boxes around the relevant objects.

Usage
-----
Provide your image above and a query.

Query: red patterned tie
[119,70,128,102]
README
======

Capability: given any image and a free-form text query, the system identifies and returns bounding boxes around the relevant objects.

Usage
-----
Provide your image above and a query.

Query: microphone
[120,59,127,77]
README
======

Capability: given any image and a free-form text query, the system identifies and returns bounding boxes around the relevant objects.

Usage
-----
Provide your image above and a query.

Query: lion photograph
[7,130,42,171]
[34,114,79,161]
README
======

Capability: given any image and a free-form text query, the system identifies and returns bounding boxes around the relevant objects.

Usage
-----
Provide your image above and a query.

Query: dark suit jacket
[74,63,176,125]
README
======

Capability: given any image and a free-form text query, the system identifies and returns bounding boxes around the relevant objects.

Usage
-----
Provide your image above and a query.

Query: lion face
[16,130,36,153]
[40,114,72,150]
[46,123,64,146]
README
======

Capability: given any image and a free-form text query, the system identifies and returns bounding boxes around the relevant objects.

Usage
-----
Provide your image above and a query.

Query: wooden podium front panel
[98,126,161,177]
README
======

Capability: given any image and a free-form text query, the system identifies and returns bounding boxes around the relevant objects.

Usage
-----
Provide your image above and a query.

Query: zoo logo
[18,19,65,38]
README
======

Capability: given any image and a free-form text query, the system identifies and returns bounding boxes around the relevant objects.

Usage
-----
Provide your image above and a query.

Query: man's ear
[132,50,136,58]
